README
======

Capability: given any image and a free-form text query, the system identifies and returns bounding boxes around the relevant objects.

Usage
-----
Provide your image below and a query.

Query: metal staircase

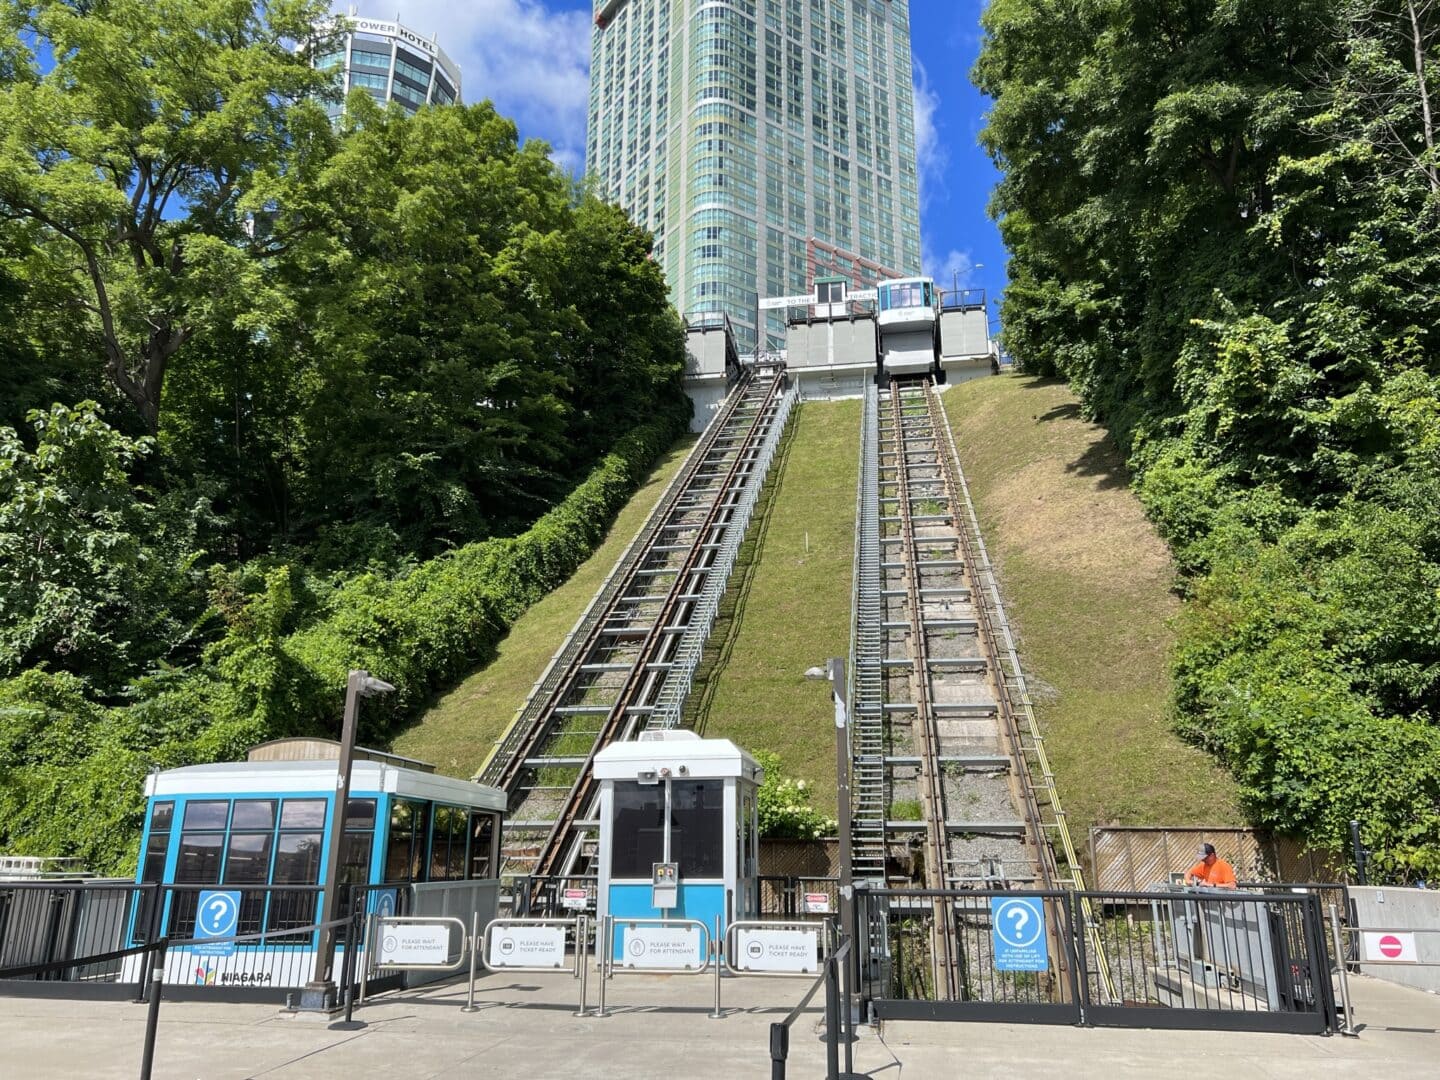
[848,383,887,881]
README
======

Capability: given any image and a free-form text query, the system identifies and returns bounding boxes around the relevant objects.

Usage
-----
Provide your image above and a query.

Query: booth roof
[593,734,762,782]
[145,759,506,811]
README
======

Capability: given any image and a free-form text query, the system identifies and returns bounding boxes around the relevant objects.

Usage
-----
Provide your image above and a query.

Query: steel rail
[919,383,1057,893]
[886,378,960,999]
[488,368,762,801]
[526,370,788,879]
[930,390,1117,1003]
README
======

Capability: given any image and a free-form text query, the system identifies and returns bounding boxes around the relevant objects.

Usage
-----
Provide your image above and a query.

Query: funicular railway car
[876,276,942,382]
[122,740,504,992]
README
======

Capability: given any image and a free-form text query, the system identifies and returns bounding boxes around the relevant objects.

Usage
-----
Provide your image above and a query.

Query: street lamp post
[301,668,394,1011]
[826,657,855,941]
[808,659,855,981]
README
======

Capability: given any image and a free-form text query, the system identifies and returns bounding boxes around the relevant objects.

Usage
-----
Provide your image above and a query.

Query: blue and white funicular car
[876,276,942,380]
[122,739,504,992]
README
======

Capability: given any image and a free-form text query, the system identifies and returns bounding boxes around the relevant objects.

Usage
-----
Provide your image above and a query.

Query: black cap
[1199,843,1217,857]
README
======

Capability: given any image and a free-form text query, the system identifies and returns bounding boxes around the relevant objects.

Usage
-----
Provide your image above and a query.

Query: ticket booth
[594,731,762,951]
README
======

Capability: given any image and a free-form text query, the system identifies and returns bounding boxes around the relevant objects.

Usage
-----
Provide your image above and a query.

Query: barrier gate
[853,885,1341,1034]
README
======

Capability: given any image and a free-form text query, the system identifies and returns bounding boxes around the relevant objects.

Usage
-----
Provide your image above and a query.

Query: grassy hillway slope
[685,400,861,814]
[393,437,696,778]
[941,374,1243,833]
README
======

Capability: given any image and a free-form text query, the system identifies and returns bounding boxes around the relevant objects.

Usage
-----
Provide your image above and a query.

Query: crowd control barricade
[372,915,469,974]
[480,915,589,1015]
[596,916,713,1018]
[1332,915,1440,1033]
[725,918,831,977]
[764,934,855,1080]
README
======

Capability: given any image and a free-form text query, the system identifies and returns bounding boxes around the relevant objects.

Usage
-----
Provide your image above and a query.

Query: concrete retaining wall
[1351,886,1440,994]
[682,378,729,433]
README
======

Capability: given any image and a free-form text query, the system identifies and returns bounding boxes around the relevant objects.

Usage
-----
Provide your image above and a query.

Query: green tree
[0,0,335,432]
[161,96,687,560]
[0,403,208,692]
[977,1,1440,874]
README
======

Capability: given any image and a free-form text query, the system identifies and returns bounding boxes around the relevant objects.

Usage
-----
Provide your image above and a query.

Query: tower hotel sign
[351,18,438,57]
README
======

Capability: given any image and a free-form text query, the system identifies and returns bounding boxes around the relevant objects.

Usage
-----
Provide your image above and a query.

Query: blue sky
[349,2,1005,318]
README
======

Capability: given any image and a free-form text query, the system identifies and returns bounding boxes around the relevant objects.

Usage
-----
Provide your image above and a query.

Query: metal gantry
[480,367,795,881]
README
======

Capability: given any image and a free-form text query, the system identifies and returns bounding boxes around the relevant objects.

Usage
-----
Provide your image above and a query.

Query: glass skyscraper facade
[586,0,923,353]
[311,12,461,120]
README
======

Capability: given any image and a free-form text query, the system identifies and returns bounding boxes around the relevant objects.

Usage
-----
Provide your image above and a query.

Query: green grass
[684,400,861,814]
[889,800,923,821]
[391,436,697,778]
[940,374,1244,832]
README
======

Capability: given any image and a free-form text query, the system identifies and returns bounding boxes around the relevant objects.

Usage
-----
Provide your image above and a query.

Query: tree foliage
[978,0,1440,877]
[0,1,691,868]
[0,0,336,432]
[0,403,209,690]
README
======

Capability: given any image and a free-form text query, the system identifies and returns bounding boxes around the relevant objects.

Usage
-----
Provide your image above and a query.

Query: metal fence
[1078,889,1335,1032]
[1089,827,1343,891]
[756,876,840,918]
[0,881,397,1000]
[852,885,1340,1033]
[855,887,1080,1024]
[508,875,598,918]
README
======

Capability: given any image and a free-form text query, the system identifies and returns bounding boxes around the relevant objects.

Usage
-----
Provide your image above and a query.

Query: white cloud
[923,246,976,291]
[912,59,947,208]
[334,1,593,170]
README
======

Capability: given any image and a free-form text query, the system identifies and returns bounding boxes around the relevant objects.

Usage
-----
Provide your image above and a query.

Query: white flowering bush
[754,750,837,840]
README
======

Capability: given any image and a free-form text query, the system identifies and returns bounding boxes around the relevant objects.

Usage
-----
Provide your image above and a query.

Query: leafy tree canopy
[977,0,1440,877]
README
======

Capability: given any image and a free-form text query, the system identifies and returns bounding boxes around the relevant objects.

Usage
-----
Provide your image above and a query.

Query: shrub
[754,750,837,840]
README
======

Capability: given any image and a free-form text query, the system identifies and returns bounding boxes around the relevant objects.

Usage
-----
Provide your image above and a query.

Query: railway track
[850,376,1110,999]
[480,366,795,880]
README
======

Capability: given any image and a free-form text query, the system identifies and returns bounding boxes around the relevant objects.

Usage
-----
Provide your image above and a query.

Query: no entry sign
[1362,931,1419,963]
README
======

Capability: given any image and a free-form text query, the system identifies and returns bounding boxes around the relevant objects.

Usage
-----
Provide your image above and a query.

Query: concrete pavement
[1,969,1435,1078]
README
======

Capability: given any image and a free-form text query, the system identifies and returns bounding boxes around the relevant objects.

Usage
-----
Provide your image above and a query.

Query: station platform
[1,969,1435,1078]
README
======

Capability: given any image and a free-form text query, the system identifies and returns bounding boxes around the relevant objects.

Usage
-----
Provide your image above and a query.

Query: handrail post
[595,916,611,1018]
[340,909,359,1023]
[839,931,854,1077]
[462,910,480,1014]
[824,946,841,1080]
[138,941,167,1080]
[710,915,724,1019]
[359,912,375,1004]
[573,914,589,1017]
[769,1021,788,1080]
[1329,903,1357,1036]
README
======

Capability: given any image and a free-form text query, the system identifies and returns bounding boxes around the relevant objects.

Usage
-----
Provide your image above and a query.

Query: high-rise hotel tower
[586,0,923,352]
[311,10,462,121]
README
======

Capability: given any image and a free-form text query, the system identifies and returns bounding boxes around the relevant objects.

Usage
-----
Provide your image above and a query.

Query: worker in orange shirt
[1185,843,1238,889]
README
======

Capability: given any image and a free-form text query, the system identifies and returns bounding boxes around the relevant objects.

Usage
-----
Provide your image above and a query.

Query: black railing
[1078,888,1338,1032]
[509,875,598,918]
[852,885,1340,1034]
[0,880,399,997]
[755,875,840,918]
[0,880,142,984]
[767,934,853,1080]
[853,886,1081,1024]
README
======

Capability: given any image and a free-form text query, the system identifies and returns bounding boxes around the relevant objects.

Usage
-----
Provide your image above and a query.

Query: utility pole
[828,659,855,960]
[301,668,393,1011]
